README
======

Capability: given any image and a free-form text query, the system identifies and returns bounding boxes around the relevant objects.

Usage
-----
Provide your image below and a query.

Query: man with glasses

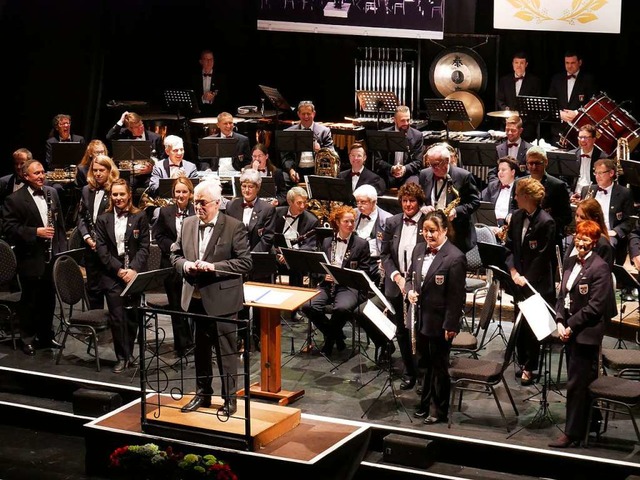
[45,113,86,171]
[573,158,634,265]
[521,146,572,255]
[171,179,252,417]
[337,142,386,196]
[418,143,480,254]
[570,124,602,194]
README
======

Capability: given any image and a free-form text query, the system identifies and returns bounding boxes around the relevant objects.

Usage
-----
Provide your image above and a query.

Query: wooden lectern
[239,282,319,405]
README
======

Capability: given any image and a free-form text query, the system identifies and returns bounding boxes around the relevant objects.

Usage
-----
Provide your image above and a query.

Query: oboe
[45,190,54,263]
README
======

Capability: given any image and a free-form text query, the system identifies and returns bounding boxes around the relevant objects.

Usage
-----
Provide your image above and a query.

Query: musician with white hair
[148,135,199,198]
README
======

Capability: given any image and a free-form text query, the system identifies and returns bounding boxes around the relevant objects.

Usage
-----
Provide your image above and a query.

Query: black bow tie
[577,257,586,267]
[32,189,44,197]
[360,214,371,221]
[199,222,214,229]
[501,184,510,190]
[170,163,182,168]
[257,169,266,173]
[434,175,445,182]
[567,74,576,80]
[242,202,254,209]
[508,143,518,148]
[176,210,188,218]
[203,73,212,77]
[15,178,23,185]
[351,171,360,176]
[514,76,523,82]
[285,214,297,220]
[426,247,438,256]
[336,237,348,244]
[597,187,608,195]
[116,210,128,218]
[403,217,417,226]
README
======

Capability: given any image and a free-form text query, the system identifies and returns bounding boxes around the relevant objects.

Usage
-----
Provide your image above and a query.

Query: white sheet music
[517,292,556,341]
[363,300,397,341]
[244,284,294,305]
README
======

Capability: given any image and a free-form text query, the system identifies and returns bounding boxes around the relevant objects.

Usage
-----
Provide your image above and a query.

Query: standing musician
[2,159,67,356]
[0,148,31,206]
[337,142,386,197]
[95,179,150,373]
[550,220,613,448]
[406,210,466,425]
[246,143,288,207]
[505,177,556,386]
[171,179,252,416]
[380,182,427,391]
[75,139,108,189]
[301,205,371,356]
[419,143,480,253]
[151,177,196,358]
[373,105,424,190]
[77,155,120,309]
[571,158,634,265]
[280,101,335,185]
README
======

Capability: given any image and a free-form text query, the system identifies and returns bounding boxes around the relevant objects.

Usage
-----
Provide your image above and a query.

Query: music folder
[475,201,498,227]
[305,175,353,204]
[275,129,314,152]
[121,268,174,297]
[197,137,239,159]
[365,130,408,153]
[279,248,329,275]
[50,142,85,169]
[546,149,579,178]
[233,176,276,198]
[112,139,153,162]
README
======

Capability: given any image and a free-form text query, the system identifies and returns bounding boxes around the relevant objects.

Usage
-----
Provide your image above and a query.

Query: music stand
[475,202,498,227]
[157,178,200,198]
[53,248,86,265]
[305,175,353,205]
[250,252,279,281]
[356,90,399,130]
[516,96,560,143]
[259,85,292,129]
[365,130,409,171]
[50,142,85,169]
[163,89,199,117]
[112,140,153,163]
[621,159,640,188]
[457,140,497,169]
[275,130,313,152]
[612,264,640,349]
[233,176,276,198]
[197,137,239,161]
[424,98,471,140]
[546,150,579,179]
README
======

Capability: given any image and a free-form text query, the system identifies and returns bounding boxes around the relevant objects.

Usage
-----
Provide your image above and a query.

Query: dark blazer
[105,125,166,160]
[224,197,276,253]
[2,185,68,277]
[356,206,392,254]
[192,71,231,116]
[318,233,371,280]
[579,183,635,240]
[380,212,426,298]
[74,165,89,189]
[45,134,86,170]
[77,185,110,240]
[405,240,467,336]
[418,164,481,253]
[563,235,614,271]
[480,180,517,220]
[554,253,613,345]
[148,159,199,196]
[95,210,150,288]
[0,174,24,206]
[268,169,288,206]
[152,203,196,267]
[496,73,542,111]
[273,208,320,251]
[280,122,335,173]
[338,167,386,197]
[373,126,424,187]
[201,132,251,172]
[171,213,252,316]
[548,70,598,143]
[505,207,556,300]
[487,138,533,182]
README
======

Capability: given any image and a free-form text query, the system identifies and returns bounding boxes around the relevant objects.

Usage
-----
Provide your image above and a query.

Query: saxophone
[442,174,460,216]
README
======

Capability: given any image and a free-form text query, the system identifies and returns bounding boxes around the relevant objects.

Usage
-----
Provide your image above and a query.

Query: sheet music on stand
[516,95,560,142]
[356,90,398,114]
[424,98,470,139]
[163,89,199,116]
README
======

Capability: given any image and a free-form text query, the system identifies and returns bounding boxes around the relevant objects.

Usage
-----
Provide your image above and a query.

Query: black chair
[67,226,84,250]
[0,239,21,350]
[465,224,497,330]
[452,279,499,359]
[52,254,110,371]
[448,314,520,433]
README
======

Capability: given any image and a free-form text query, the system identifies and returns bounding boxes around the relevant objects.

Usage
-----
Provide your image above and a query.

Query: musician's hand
[195,260,215,272]
[394,274,406,294]
[444,330,457,341]
[570,192,581,205]
[37,226,54,239]
[119,111,129,124]
[420,205,435,215]
[391,165,405,178]
[85,237,97,250]
[313,140,320,152]
[512,272,527,287]
[270,199,279,207]
[277,253,286,264]
[633,255,640,271]
[135,163,153,175]
[252,160,260,170]
[447,208,457,221]
[289,169,300,184]
[407,290,418,304]
[122,269,136,284]
[560,109,578,123]
[325,274,334,283]
[184,261,198,275]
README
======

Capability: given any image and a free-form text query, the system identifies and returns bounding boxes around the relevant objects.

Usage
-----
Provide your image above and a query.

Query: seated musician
[487,115,532,183]
[148,135,199,198]
[480,156,518,238]
[569,124,602,195]
[201,112,251,173]
[301,205,371,356]
[45,113,86,171]
[373,105,424,190]
[418,143,481,254]
[570,158,634,265]
[0,148,31,206]
[280,101,335,185]
[273,186,319,288]
[337,142,386,197]
[245,143,287,207]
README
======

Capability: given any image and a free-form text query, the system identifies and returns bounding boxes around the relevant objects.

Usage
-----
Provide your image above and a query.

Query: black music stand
[356,90,398,130]
[365,130,409,171]
[424,98,471,140]
[233,176,276,198]
[250,252,279,281]
[157,178,200,198]
[163,89,199,117]
[197,137,239,172]
[53,248,86,265]
[306,175,353,205]
[457,140,497,169]
[621,159,640,187]
[275,130,314,152]
[259,85,292,129]
[112,140,153,163]
[546,150,579,179]
[612,264,640,349]
[50,142,85,169]
[516,96,560,144]
[476,202,498,227]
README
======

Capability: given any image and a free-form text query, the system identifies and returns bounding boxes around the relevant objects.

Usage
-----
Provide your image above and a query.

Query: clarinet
[45,190,54,263]
[410,271,418,355]
[123,240,130,270]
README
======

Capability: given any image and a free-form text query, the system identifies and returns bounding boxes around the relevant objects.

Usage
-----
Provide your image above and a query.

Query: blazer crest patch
[435,274,445,285]
[579,284,589,295]
[528,240,537,250]
[616,211,623,221]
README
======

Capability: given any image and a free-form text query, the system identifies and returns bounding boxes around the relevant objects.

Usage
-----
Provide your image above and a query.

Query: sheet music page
[517,293,556,341]
[244,284,294,305]
[363,300,397,341]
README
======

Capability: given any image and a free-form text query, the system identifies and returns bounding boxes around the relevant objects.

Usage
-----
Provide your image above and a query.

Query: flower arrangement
[109,443,238,480]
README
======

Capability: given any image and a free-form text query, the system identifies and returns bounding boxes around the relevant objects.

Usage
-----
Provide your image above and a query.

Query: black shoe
[414,408,429,418]
[128,356,139,367]
[336,337,346,352]
[321,338,334,356]
[548,433,579,448]
[181,394,211,412]
[112,360,128,374]
[423,415,447,425]
[218,398,237,416]
[399,375,416,390]
[21,343,35,356]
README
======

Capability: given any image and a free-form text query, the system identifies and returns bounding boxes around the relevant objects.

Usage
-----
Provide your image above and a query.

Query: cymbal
[487,110,519,118]
[429,47,488,98]
[445,91,485,131]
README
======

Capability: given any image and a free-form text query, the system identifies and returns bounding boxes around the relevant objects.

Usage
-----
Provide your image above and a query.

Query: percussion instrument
[429,47,488,98]
[140,113,185,140]
[318,122,365,150]
[561,92,640,156]
[189,116,246,137]
[487,110,519,118]
[444,90,485,131]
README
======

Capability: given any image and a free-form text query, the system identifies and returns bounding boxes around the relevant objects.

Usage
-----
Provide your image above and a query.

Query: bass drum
[140,113,184,140]
[561,92,640,156]
[444,90,485,132]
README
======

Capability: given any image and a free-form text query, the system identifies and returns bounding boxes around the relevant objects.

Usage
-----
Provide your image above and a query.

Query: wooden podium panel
[240,282,320,405]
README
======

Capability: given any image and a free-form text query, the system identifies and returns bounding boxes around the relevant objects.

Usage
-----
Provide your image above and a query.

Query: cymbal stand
[361,337,412,422]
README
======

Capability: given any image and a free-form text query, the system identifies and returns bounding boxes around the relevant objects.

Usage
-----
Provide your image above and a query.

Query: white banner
[494,0,622,34]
